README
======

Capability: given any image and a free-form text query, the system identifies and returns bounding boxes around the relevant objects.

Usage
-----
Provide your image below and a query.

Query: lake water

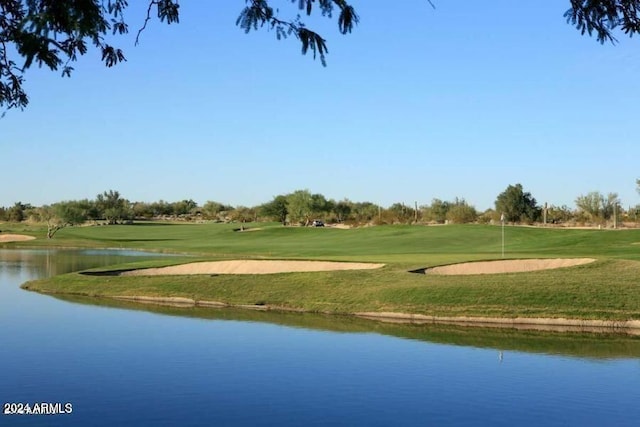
[2,249,640,426]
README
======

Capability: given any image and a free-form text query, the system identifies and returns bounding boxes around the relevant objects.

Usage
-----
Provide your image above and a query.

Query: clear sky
[2,1,639,211]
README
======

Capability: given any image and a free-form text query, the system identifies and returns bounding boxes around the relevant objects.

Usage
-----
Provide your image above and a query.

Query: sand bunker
[121,260,385,276]
[426,258,595,275]
[0,234,36,243]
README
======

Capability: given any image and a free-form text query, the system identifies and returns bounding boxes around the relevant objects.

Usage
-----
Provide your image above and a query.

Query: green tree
[387,203,415,224]
[310,193,331,221]
[286,189,314,225]
[575,192,602,220]
[6,202,29,222]
[36,205,62,238]
[95,190,130,224]
[575,191,620,222]
[3,1,639,110]
[229,206,255,230]
[546,204,575,224]
[333,200,352,223]
[260,195,289,225]
[132,201,154,219]
[446,198,477,224]
[351,202,380,224]
[201,201,230,221]
[477,209,496,224]
[601,192,620,221]
[423,199,450,224]
[495,184,540,223]
[77,198,100,221]
[57,200,90,224]
[38,200,89,238]
[149,200,173,217]
[172,199,198,216]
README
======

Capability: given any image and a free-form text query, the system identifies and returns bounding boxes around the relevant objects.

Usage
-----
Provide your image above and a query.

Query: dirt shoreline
[102,295,640,335]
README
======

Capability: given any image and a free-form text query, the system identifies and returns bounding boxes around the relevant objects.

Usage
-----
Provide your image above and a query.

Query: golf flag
[500,213,505,222]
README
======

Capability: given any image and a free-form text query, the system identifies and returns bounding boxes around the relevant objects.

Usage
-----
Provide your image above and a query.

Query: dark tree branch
[566,0,640,43]
[136,0,157,46]
[236,0,348,65]
[2,1,640,112]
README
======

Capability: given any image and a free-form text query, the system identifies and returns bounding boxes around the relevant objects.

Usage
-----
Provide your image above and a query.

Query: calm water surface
[1,249,640,426]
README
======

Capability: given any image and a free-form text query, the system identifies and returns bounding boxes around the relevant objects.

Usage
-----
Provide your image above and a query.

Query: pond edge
[101,295,640,335]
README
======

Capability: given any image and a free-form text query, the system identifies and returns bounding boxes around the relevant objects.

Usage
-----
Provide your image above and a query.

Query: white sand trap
[121,260,385,276]
[426,258,595,275]
[0,234,36,243]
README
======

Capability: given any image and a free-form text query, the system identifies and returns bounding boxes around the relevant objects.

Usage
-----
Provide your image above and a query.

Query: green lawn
[9,221,640,321]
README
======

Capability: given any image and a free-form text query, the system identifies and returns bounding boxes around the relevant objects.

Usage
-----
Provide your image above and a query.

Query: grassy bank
[17,222,640,321]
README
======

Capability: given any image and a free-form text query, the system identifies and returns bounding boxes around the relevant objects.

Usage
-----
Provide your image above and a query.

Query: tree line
[1,183,639,238]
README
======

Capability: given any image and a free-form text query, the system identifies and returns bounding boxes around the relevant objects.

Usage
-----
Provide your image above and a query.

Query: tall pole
[501,212,505,258]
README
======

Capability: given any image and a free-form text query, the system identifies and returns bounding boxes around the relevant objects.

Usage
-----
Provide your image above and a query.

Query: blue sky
[2,1,639,211]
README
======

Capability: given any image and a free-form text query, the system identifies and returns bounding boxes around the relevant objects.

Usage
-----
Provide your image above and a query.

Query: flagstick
[501,213,505,258]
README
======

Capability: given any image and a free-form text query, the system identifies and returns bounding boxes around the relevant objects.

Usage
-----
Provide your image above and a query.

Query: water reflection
[5,248,640,361]
[0,248,180,278]
[50,293,640,360]
[3,249,640,427]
